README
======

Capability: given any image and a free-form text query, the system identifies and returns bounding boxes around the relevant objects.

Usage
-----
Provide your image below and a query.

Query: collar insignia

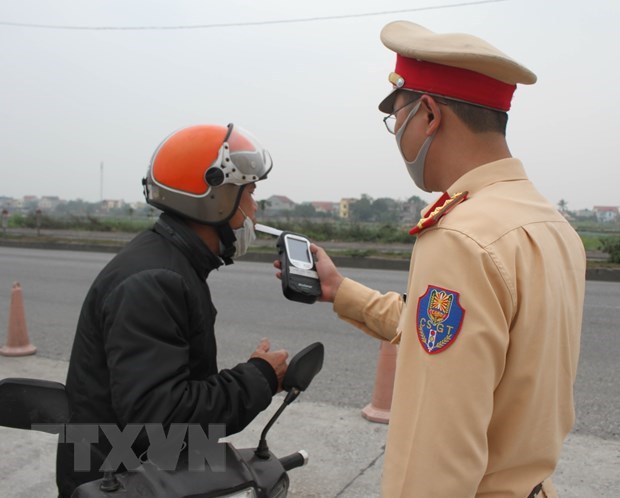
[409,191,468,235]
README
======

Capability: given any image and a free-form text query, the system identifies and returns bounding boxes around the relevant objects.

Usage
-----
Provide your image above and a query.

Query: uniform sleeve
[332,278,404,341]
[101,269,273,436]
[382,228,514,496]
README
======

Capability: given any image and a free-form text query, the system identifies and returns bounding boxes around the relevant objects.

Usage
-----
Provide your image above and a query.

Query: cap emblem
[388,71,405,88]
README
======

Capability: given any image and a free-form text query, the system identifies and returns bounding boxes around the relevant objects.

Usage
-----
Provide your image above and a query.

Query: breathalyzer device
[255,224,322,304]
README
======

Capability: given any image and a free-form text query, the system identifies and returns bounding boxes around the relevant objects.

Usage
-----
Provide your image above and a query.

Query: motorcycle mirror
[255,342,324,459]
[0,378,69,431]
[282,342,324,393]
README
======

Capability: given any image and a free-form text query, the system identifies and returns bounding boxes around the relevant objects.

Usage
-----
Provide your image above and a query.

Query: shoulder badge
[416,285,465,354]
[409,191,468,235]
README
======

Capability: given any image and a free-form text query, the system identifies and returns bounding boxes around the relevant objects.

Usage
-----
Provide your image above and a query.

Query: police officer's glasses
[383,98,421,135]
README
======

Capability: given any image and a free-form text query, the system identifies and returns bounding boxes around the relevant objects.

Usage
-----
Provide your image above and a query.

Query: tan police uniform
[332,21,586,498]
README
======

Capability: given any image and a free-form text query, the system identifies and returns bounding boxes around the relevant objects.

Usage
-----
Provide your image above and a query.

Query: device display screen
[287,237,312,263]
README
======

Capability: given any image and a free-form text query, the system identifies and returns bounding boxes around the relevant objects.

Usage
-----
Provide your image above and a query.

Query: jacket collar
[154,213,222,279]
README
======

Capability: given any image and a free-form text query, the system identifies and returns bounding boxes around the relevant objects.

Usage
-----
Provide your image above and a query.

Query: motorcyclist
[56,123,289,497]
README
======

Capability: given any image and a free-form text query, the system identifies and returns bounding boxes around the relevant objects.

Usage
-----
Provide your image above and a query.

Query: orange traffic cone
[0,282,37,357]
[361,341,397,424]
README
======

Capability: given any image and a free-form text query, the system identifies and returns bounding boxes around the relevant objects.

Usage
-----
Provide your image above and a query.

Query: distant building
[311,201,338,216]
[100,199,126,211]
[262,195,296,215]
[593,206,619,222]
[573,208,595,220]
[339,198,358,219]
[21,195,39,209]
[39,196,62,210]
[0,196,18,211]
[128,201,149,210]
[400,197,429,223]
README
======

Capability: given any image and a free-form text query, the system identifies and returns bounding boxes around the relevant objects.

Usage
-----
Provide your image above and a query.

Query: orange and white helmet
[143,123,272,224]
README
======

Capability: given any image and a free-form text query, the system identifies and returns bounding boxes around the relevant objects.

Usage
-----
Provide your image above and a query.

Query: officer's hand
[272,244,344,303]
[310,244,344,303]
[250,338,288,393]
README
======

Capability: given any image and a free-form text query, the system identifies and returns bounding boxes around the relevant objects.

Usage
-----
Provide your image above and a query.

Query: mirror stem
[284,387,300,405]
[255,388,300,459]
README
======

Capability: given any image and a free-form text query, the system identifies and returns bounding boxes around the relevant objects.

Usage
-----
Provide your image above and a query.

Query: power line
[0,0,507,31]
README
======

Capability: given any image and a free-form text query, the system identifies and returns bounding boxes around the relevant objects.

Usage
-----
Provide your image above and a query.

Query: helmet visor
[225,125,273,183]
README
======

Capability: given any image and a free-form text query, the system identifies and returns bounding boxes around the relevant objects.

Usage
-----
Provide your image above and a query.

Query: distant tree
[558,199,568,212]
[54,199,96,217]
[292,203,317,218]
[407,195,426,205]
[257,199,271,213]
[407,195,427,209]
[350,194,374,222]
[372,197,400,223]
[600,237,620,264]
[134,203,156,217]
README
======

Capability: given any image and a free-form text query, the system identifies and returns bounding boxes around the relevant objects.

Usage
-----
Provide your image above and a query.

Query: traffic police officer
[308,21,586,497]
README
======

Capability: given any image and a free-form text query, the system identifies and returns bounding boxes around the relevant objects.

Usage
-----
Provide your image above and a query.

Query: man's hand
[274,243,344,303]
[250,338,288,392]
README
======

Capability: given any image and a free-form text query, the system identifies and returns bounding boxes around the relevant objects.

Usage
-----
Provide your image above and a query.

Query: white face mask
[395,100,435,193]
[231,210,256,258]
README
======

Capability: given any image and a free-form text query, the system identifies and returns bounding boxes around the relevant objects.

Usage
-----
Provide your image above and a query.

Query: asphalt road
[0,246,618,442]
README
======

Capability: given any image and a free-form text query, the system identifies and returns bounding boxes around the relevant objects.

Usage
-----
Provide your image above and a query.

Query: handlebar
[279,450,309,471]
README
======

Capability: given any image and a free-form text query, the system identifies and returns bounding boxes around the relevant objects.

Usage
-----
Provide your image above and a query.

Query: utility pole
[100,162,104,202]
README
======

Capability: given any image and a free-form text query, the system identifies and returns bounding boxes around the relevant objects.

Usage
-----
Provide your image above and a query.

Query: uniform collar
[411,158,527,236]
[446,158,527,198]
[154,213,222,279]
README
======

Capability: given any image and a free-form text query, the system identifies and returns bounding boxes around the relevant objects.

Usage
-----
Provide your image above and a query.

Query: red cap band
[395,55,516,111]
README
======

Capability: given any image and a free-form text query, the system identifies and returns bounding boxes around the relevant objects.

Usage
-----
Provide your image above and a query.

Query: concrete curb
[584,267,620,282]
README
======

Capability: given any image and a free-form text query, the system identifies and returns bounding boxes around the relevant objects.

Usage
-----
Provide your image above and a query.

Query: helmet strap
[216,224,237,265]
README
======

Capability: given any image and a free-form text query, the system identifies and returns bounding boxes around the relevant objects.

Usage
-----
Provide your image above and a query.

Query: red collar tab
[409,191,469,235]
[394,55,516,111]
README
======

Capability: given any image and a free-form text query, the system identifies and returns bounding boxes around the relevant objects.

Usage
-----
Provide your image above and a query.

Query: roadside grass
[3,218,619,267]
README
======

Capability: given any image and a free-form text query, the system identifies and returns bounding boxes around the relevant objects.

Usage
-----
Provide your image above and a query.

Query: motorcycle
[0,341,324,498]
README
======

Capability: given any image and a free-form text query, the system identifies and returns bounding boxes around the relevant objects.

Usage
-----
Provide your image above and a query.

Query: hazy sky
[1,0,618,210]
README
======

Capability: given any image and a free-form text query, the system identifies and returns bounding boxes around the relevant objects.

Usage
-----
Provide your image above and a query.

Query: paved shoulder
[0,357,618,497]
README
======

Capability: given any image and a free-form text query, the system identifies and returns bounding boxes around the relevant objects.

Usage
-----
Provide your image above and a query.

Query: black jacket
[56,213,277,497]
